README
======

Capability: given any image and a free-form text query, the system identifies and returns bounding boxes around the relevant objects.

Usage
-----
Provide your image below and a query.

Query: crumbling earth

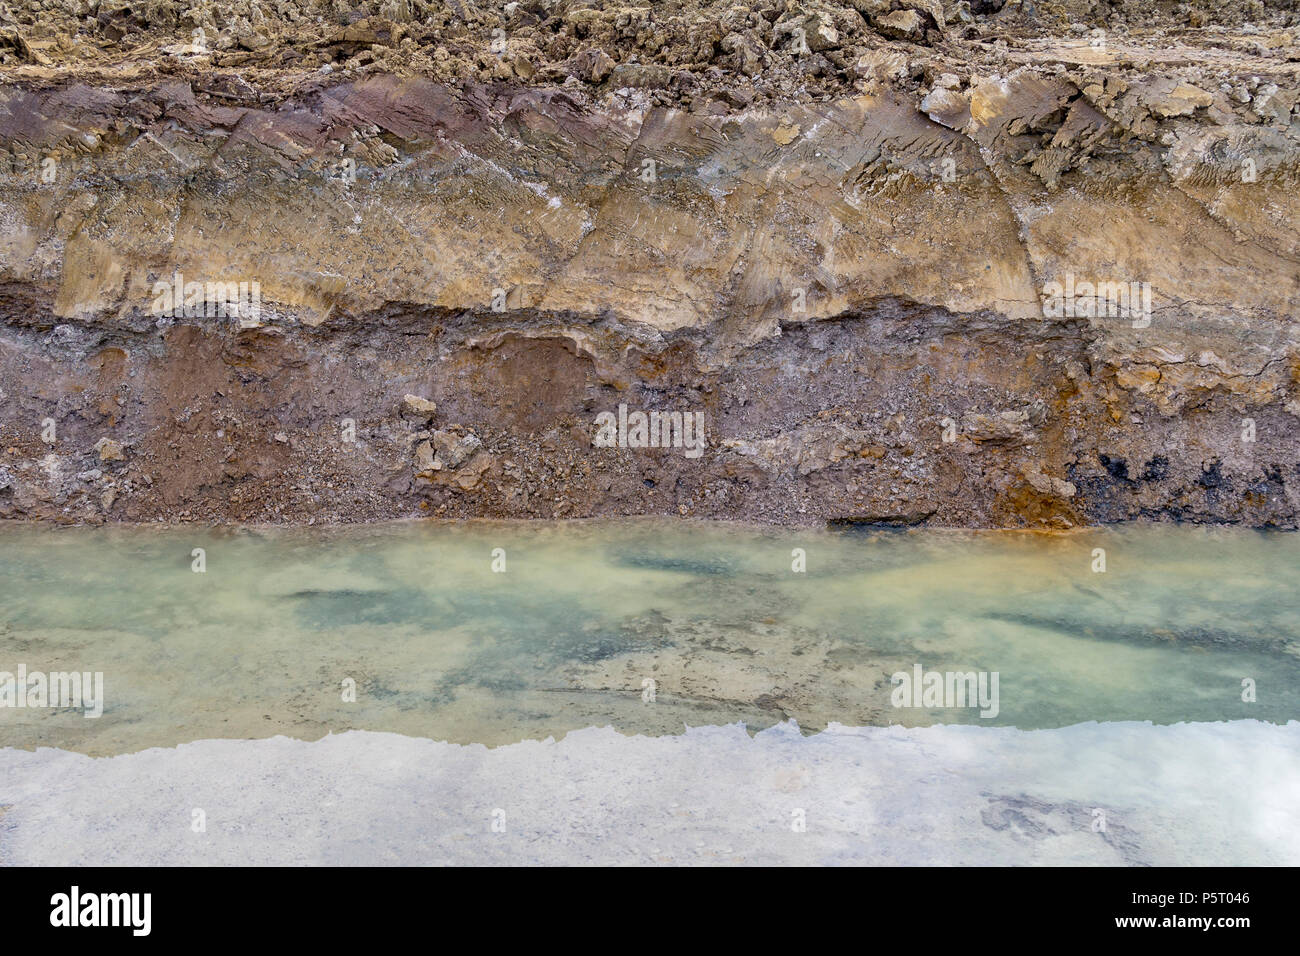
[0,0,1297,527]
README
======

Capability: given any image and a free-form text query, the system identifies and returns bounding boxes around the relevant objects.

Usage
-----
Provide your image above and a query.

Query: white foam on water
[1,719,1296,865]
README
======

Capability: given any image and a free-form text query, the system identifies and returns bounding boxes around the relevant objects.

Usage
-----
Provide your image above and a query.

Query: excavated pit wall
[1,295,1297,527]
[0,2,1298,527]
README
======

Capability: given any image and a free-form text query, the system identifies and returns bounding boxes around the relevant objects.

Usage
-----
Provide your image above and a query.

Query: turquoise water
[0,520,1295,755]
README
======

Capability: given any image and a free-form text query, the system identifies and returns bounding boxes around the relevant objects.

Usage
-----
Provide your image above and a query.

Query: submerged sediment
[0,1,1298,527]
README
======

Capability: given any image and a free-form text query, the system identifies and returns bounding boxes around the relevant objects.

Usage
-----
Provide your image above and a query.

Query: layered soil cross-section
[0,1,1298,526]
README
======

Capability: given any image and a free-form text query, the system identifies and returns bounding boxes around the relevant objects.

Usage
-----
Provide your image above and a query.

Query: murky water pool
[1,520,1296,752]
[1,520,1297,864]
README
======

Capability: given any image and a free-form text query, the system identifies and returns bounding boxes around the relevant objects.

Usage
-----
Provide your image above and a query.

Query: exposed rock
[94,439,125,462]
[921,86,970,128]
[452,453,493,490]
[875,10,925,40]
[1024,466,1077,500]
[1138,80,1215,118]
[402,394,438,419]
[797,14,840,52]
[962,411,1039,447]
[852,0,894,16]
[850,0,894,17]
[905,0,946,29]
[430,431,482,472]
[414,440,436,472]
[853,48,909,85]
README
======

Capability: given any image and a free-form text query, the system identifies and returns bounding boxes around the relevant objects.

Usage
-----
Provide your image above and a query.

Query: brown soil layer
[0,2,1297,527]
